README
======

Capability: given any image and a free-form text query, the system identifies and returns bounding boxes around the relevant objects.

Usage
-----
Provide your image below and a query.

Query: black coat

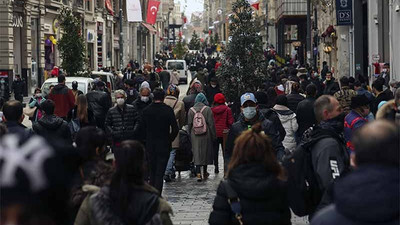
[141,102,179,156]
[311,165,399,225]
[67,105,96,127]
[104,104,140,143]
[372,89,394,116]
[286,92,305,113]
[204,85,221,105]
[5,121,33,140]
[86,90,112,128]
[33,115,72,144]
[12,79,25,94]
[258,104,286,143]
[310,78,324,97]
[323,79,340,96]
[296,97,317,136]
[209,163,291,225]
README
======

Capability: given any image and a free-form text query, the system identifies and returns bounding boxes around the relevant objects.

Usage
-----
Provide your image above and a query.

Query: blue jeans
[165,149,176,175]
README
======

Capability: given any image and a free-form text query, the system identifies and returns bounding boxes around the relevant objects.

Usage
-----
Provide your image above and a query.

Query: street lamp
[119,0,123,70]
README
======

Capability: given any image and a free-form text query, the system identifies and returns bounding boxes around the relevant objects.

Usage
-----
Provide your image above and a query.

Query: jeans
[213,137,224,170]
[149,153,169,196]
[165,149,176,176]
[195,165,208,174]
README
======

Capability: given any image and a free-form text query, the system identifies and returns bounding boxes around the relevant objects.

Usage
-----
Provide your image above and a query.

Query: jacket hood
[38,115,64,130]
[228,163,286,200]
[54,84,66,90]
[212,104,229,114]
[334,165,399,223]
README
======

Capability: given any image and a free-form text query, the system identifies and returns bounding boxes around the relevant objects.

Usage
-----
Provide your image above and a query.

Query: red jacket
[212,104,234,137]
[48,84,75,118]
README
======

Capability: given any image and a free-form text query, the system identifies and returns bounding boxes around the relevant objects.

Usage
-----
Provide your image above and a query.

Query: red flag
[105,0,114,15]
[251,2,259,10]
[146,0,160,25]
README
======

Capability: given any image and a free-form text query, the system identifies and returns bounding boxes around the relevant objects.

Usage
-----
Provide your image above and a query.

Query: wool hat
[351,94,370,109]
[214,93,226,104]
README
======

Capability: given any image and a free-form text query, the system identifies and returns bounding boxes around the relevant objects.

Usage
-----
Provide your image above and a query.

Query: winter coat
[74,184,173,225]
[209,163,291,225]
[0,81,10,101]
[48,84,76,118]
[104,104,140,143]
[86,90,112,128]
[12,79,24,95]
[125,87,139,105]
[169,71,179,85]
[28,96,46,122]
[258,104,286,143]
[334,87,357,115]
[5,121,33,140]
[343,110,367,151]
[33,115,72,144]
[273,105,298,153]
[296,97,317,136]
[286,92,305,113]
[158,71,170,87]
[195,71,206,85]
[211,104,234,138]
[204,85,221,105]
[323,79,340,96]
[133,98,152,116]
[188,102,216,165]
[310,78,324,97]
[376,99,397,121]
[164,96,185,148]
[142,102,179,156]
[311,165,399,225]
[372,89,394,116]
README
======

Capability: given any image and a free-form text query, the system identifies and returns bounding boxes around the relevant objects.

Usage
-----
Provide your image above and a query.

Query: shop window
[86,0,92,12]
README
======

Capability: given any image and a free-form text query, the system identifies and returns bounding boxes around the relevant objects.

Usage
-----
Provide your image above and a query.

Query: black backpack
[282,127,342,217]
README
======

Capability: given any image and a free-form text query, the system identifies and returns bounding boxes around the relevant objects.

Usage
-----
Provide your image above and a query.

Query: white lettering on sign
[13,15,23,28]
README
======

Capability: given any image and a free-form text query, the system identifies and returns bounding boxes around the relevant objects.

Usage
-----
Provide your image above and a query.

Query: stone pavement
[162,153,309,225]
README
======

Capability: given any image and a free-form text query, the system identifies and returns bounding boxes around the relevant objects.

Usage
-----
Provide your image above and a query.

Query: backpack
[190,106,207,135]
[282,127,343,217]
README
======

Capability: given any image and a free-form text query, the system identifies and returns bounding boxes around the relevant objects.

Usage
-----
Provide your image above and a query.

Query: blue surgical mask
[243,107,257,120]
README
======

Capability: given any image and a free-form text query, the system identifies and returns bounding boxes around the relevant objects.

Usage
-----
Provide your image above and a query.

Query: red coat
[211,104,234,138]
[48,84,75,118]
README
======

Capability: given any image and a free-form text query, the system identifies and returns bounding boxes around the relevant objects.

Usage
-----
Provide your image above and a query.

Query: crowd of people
[0,55,399,225]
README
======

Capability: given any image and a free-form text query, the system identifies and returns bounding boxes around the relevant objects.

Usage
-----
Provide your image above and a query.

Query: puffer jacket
[48,84,75,118]
[211,104,234,138]
[209,163,291,225]
[104,104,139,143]
[74,184,173,225]
[33,115,72,144]
[164,96,185,148]
[86,90,112,127]
[273,105,298,153]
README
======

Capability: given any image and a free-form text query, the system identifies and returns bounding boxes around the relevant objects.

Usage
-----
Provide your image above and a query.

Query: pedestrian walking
[169,69,180,85]
[296,84,318,137]
[12,74,25,103]
[371,78,394,116]
[74,140,173,225]
[124,79,138,104]
[141,88,179,194]
[273,95,298,153]
[286,82,305,112]
[104,90,140,146]
[33,99,72,144]
[86,81,112,129]
[133,85,152,115]
[211,93,233,174]
[71,81,84,103]
[183,81,202,113]
[204,77,221,105]
[28,88,46,122]
[0,77,10,104]
[159,67,171,90]
[48,75,75,119]
[311,120,399,225]
[209,123,291,225]
[188,93,216,181]
[323,72,340,96]
[334,76,357,115]
[67,95,96,137]
[2,100,32,139]
[163,85,186,182]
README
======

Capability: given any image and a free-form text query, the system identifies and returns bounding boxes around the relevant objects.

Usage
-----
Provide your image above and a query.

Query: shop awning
[142,23,157,34]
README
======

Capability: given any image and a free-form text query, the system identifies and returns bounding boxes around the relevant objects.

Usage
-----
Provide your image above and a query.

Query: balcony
[276,0,307,20]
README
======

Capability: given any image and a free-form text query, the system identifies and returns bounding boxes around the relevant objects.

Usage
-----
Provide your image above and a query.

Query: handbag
[222,180,244,225]
[23,105,37,118]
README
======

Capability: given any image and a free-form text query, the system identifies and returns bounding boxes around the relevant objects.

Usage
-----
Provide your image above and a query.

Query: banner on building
[105,0,114,16]
[127,0,142,22]
[146,0,160,25]
[336,0,353,26]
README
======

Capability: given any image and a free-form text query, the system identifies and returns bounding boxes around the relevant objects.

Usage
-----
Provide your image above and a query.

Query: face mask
[326,77,331,81]
[36,93,42,98]
[243,107,257,120]
[327,112,346,133]
[211,84,217,88]
[141,96,150,102]
[314,72,319,77]
[382,69,388,73]
[116,98,125,106]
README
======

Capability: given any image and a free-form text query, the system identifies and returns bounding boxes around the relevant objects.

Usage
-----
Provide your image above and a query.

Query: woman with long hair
[74,140,173,225]
[68,94,95,127]
[209,123,291,225]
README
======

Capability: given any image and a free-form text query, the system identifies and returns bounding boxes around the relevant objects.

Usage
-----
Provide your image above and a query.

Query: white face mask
[141,96,150,102]
[35,93,42,98]
[211,84,217,88]
[116,98,125,106]
[383,69,388,73]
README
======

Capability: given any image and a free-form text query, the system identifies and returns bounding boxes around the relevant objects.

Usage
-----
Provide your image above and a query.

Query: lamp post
[119,0,123,70]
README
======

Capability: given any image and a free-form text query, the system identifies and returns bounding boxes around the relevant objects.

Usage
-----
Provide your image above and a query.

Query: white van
[41,77,95,96]
[166,60,188,84]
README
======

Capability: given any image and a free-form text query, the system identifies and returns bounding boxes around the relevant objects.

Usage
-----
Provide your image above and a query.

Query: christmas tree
[217,0,268,102]
[58,7,86,76]
[188,31,201,50]
[172,38,187,59]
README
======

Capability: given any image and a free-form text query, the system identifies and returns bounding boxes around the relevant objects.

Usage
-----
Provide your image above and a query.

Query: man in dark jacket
[158,68,170,91]
[86,81,112,129]
[2,100,32,139]
[105,90,140,145]
[33,99,72,144]
[204,77,221,105]
[133,86,152,116]
[48,75,75,119]
[371,78,394,116]
[310,72,324,97]
[124,79,138,104]
[225,93,285,163]
[311,120,399,225]
[12,75,25,103]
[296,84,317,137]
[141,88,179,195]
[287,82,305,112]
[323,72,340,96]
[0,77,10,103]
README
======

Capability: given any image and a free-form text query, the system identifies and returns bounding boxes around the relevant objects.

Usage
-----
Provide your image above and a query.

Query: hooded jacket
[48,84,75,118]
[286,92,305,113]
[296,97,317,136]
[273,104,298,153]
[311,165,399,225]
[211,104,234,138]
[86,90,112,127]
[33,115,72,144]
[209,163,291,225]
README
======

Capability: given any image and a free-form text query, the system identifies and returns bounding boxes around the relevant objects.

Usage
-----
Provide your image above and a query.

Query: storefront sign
[13,14,23,28]
[336,0,353,26]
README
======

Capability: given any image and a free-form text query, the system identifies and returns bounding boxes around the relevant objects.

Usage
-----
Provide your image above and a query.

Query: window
[86,0,92,12]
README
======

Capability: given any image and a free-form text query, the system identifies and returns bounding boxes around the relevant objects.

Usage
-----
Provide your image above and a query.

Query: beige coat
[164,95,186,148]
[170,71,180,85]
